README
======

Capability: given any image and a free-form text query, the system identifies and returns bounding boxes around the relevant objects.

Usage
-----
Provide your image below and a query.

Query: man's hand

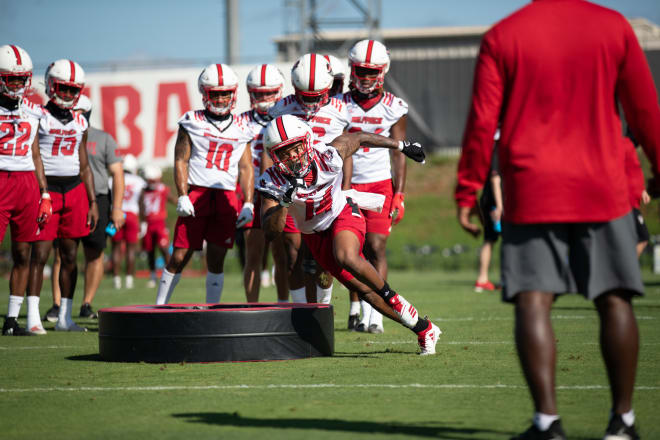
[398,141,425,163]
[111,208,125,229]
[641,189,651,205]
[176,195,195,217]
[390,192,405,225]
[236,202,255,228]
[457,205,480,238]
[37,193,52,226]
[87,200,99,232]
[281,176,304,207]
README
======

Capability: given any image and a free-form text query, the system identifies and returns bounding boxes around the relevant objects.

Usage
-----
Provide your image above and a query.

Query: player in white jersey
[342,39,409,333]
[110,154,146,289]
[267,53,350,304]
[235,64,287,302]
[155,63,254,305]
[0,45,51,336]
[26,59,98,332]
[258,115,440,355]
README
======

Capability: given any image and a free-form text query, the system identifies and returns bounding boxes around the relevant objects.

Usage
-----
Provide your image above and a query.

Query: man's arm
[238,145,254,204]
[341,155,353,190]
[79,130,99,231]
[390,115,408,194]
[261,196,288,242]
[331,131,420,161]
[31,136,52,225]
[174,126,192,197]
[107,161,125,228]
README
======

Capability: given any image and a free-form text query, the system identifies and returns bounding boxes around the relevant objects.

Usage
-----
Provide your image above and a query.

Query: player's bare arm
[331,131,425,163]
[173,126,192,197]
[341,155,353,190]
[108,161,125,228]
[238,144,254,204]
[30,136,47,193]
[390,115,408,193]
[261,196,288,241]
[79,130,99,230]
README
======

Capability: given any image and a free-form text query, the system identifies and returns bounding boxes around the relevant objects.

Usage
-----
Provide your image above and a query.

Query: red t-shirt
[142,182,170,223]
[455,0,660,223]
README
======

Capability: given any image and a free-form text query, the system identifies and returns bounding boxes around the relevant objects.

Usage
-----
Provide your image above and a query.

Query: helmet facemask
[350,63,385,95]
[202,86,236,116]
[48,78,83,109]
[294,87,329,118]
[248,85,282,115]
[0,72,31,100]
[269,133,313,178]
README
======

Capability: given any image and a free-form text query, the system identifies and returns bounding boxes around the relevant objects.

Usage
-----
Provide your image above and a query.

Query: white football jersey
[342,92,408,183]
[110,173,146,215]
[0,98,41,172]
[179,110,253,190]
[269,95,349,145]
[257,143,347,234]
[38,106,88,176]
[238,110,269,176]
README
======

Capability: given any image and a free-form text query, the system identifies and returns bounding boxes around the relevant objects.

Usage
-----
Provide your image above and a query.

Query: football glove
[236,202,255,228]
[398,141,425,163]
[281,176,304,207]
[390,192,405,225]
[176,195,195,217]
[37,193,52,225]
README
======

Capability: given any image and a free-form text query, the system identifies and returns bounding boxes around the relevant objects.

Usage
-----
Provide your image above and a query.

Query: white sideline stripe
[433,315,656,321]
[1,383,658,393]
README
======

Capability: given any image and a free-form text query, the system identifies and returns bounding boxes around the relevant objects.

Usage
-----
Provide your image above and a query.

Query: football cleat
[27,324,47,335]
[417,319,441,355]
[79,303,98,319]
[44,305,60,323]
[355,322,368,333]
[510,420,567,440]
[347,314,359,330]
[2,317,28,336]
[388,293,418,328]
[474,280,497,292]
[54,321,88,332]
[146,279,157,289]
[603,414,640,440]
[368,323,384,334]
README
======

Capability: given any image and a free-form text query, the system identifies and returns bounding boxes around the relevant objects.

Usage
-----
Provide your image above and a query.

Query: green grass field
[2,270,659,440]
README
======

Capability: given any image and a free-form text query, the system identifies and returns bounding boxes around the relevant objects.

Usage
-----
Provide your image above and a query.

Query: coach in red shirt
[455,1,660,439]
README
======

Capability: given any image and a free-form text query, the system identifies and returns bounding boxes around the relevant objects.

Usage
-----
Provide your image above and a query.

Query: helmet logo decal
[10,45,22,65]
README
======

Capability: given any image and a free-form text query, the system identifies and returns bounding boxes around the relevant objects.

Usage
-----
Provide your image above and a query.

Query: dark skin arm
[261,196,288,242]
[389,115,407,193]
[173,126,192,197]
[79,130,99,231]
[238,143,254,204]
[30,135,47,193]
[341,155,353,190]
[331,131,400,160]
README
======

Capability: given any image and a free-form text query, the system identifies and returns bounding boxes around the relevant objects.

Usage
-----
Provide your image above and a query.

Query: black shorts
[81,193,110,250]
[632,208,649,243]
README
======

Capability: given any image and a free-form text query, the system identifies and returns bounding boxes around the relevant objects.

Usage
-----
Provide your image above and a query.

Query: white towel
[343,189,386,213]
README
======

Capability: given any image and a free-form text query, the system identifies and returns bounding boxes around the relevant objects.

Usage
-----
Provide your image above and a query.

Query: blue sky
[3,0,659,74]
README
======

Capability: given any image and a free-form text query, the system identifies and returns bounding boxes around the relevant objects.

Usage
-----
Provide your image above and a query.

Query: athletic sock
[7,294,24,318]
[369,309,384,327]
[316,284,333,304]
[533,412,559,431]
[290,287,306,303]
[155,269,181,305]
[205,272,224,303]
[411,317,430,334]
[126,274,134,288]
[375,281,396,301]
[349,300,360,316]
[359,300,372,325]
[59,297,74,326]
[26,296,42,329]
[618,409,635,427]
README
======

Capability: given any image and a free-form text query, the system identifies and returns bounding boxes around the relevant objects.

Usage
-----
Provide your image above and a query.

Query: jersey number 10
[205,141,233,171]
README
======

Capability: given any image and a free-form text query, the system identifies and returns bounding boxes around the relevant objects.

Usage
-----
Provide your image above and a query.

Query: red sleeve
[624,139,645,209]
[617,20,660,185]
[455,31,503,207]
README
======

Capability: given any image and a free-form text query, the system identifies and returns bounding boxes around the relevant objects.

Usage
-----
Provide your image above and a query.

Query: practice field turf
[1,270,659,439]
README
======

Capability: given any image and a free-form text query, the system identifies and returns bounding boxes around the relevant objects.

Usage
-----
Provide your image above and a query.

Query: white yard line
[1,383,658,393]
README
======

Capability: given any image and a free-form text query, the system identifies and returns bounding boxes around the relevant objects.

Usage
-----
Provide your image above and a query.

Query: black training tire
[98,303,334,363]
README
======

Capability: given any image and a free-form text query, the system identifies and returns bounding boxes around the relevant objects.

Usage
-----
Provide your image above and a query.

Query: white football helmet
[198,63,238,116]
[246,64,285,115]
[143,164,162,181]
[291,53,333,117]
[45,59,85,109]
[348,39,390,94]
[324,54,346,97]
[263,114,315,177]
[0,45,33,99]
[123,154,138,174]
[74,94,92,113]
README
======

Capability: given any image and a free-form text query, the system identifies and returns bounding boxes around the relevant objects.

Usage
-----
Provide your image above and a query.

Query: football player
[0,45,50,336]
[110,154,145,289]
[268,53,350,304]
[258,115,441,355]
[141,164,176,288]
[26,59,99,332]
[155,63,254,305]
[237,64,287,302]
[342,39,409,333]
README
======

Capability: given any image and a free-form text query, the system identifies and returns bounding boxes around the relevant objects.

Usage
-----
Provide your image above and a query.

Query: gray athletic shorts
[501,211,644,302]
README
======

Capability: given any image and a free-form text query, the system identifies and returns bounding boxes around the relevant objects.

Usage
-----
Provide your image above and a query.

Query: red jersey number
[305,186,333,220]
[311,126,326,145]
[51,136,77,156]
[0,122,32,156]
[206,142,233,171]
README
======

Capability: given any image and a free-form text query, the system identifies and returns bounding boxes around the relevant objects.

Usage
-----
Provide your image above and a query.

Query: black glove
[281,176,304,207]
[400,141,425,163]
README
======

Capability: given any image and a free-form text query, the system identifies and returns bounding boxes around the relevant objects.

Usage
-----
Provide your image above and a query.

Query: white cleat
[54,321,88,332]
[113,276,122,290]
[27,324,47,335]
[388,293,419,328]
[125,276,134,289]
[146,279,157,288]
[368,323,384,334]
[417,320,442,356]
